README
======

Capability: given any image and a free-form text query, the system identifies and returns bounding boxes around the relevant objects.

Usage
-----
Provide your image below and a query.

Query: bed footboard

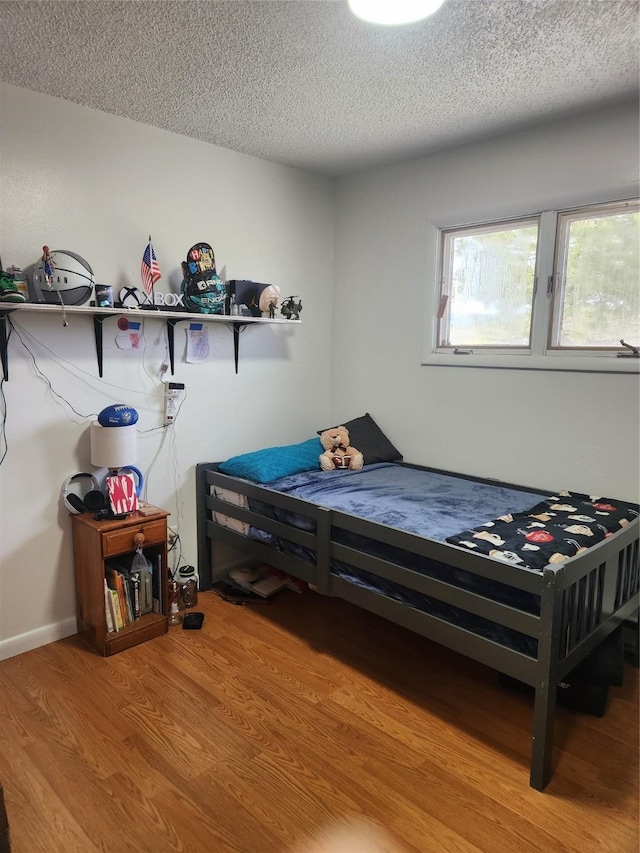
[531,523,639,789]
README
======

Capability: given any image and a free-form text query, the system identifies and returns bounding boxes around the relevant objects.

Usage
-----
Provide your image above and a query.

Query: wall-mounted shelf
[0,303,300,380]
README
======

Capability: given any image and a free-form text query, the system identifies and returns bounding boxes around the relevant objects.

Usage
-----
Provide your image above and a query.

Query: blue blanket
[243,464,551,657]
[258,462,547,543]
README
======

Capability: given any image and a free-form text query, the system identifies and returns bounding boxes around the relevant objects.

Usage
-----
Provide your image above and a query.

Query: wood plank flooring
[0,590,637,852]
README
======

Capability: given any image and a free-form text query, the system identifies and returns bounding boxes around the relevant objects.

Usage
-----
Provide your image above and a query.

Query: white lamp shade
[90,421,137,469]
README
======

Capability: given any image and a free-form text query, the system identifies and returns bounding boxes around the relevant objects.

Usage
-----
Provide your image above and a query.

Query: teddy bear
[319,426,364,471]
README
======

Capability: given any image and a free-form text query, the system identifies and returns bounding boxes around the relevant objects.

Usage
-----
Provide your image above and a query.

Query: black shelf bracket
[232,322,247,374]
[0,312,9,381]
[166,317,191,375]
[167,318,178,375]
[0,308,21,382]
[93,315,106,378]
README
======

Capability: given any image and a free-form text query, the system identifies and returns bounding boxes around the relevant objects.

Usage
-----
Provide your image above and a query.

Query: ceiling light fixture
[348,0,446,26]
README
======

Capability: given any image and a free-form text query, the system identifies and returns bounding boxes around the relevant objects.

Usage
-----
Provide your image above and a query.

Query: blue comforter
[245,463,550,656]
[257,462,547,543]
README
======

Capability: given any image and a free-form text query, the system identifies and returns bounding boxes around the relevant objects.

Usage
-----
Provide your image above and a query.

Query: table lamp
[90,420,143,515]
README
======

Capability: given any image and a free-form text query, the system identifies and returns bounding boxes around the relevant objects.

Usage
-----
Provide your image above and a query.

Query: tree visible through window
[441,220,538,347]
[552,206,639,349]
[436,199,639,360]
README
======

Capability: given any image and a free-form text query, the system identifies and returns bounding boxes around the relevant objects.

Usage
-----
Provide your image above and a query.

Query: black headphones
[61,473,106,514]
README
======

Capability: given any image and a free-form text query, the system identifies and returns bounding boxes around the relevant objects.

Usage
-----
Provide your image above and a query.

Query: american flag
[141,236,161,295]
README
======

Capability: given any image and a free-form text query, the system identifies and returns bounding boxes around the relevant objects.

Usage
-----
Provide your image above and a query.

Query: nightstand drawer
[102,519,166,557]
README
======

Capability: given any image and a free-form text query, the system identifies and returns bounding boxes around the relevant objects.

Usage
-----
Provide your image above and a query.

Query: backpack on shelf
[180,242,226,314]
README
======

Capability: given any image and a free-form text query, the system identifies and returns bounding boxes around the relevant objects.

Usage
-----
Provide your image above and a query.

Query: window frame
[548,199,640,353]
[423,198,639,374]
[437,214,540,354]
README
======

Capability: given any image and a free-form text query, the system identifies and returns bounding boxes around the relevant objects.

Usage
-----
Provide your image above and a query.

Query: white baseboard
[0,617,78,661]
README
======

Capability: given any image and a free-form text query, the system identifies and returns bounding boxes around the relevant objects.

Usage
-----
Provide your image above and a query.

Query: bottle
[177,565,198,609]
[168,580,182,625]
[168,602,182,626]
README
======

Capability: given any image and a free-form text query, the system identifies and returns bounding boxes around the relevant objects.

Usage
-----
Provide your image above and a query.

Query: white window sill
[422,351,640,374]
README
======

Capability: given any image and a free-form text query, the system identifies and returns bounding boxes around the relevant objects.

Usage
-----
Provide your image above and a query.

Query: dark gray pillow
[317,413,402,466]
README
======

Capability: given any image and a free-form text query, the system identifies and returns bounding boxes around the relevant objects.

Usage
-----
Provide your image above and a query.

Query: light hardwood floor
[0,590,637,852]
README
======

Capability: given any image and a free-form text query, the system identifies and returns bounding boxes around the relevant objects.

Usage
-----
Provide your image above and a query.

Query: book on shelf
[138,564,153,614]
[105,565,129,626]
[111,557,148,620]
[104,579,115,633]
[122,575,134,624]
[104,574,124,631]
[116,561,138,622]
[115,553,154,617]
[152,552,163,615]
[129,571,141,620]
[105,552,158,628]
[109,588,123,631]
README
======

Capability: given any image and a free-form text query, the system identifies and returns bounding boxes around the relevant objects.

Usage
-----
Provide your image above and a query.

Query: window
[429,198,639,372]
[551,203,639,350]
[438,218,538,349]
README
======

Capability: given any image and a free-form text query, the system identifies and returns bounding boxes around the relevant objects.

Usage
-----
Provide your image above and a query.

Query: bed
[195,417,639,791]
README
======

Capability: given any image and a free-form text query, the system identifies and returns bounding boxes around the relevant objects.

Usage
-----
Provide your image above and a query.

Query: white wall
[0,84,335,658]
[332,102,640,500]
[2,86,638,660]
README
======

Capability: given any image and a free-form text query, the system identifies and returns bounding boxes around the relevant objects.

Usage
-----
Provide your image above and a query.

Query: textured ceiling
[0,0,638,177]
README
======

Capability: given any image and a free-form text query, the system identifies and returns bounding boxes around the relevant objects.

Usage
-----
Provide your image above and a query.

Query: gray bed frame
[195,460,639,791]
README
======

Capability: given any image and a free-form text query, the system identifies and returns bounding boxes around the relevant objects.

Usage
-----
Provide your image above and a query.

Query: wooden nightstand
[71,509,170,656]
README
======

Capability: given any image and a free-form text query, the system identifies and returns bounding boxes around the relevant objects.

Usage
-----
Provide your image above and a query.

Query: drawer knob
[134,532,145,546]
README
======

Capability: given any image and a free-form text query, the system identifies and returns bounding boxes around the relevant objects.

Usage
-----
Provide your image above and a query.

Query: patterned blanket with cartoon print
[446,491,639,572]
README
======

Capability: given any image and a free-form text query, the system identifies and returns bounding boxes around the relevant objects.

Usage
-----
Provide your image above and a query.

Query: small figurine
[248,295,261,317]
[280,295,302,320]
[41,246,56,287]
[268,299,277,319]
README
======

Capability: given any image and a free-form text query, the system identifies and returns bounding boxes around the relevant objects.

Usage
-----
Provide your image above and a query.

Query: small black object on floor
[182,612,205,630]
